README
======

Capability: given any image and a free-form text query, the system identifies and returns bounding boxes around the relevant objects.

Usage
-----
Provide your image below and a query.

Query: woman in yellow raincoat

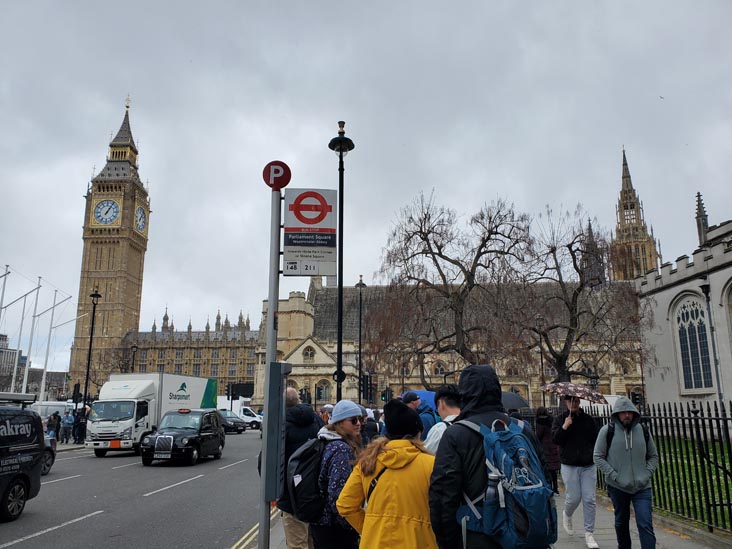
[336,399,437,549]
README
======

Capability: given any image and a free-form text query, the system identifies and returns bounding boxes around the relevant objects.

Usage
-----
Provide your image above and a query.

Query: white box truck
[85,373,218,457]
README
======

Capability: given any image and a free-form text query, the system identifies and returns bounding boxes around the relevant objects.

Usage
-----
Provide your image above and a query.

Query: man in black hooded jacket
[277,387,323,549]
[429,364,547,549]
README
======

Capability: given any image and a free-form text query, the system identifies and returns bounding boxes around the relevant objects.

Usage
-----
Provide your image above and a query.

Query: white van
[30,401,79,432]
[239,406,262,430]
[579,394,623,411]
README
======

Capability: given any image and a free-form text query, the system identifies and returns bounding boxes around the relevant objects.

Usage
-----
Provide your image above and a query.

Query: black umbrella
[501,391,530,410]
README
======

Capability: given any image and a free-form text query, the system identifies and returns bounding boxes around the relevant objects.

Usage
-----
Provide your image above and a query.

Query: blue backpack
[455,419,557,549]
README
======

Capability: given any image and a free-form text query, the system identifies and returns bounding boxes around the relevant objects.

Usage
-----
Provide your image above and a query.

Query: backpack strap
[606,421,616,448]
[365,466,388,507]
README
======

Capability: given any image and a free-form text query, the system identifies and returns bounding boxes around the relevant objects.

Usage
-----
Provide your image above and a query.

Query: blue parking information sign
[283,188,337,276]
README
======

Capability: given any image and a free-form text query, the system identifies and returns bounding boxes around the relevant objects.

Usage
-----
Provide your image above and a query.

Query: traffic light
[225,382,231,399]
[380,389,386,402]
[631,391,642,406]
[72,382,81,404]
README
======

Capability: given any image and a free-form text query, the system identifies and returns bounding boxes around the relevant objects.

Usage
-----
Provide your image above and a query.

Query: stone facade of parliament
[68,113,643,407]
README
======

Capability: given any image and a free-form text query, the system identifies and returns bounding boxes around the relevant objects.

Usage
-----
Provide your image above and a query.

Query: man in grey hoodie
[593,396,659,549]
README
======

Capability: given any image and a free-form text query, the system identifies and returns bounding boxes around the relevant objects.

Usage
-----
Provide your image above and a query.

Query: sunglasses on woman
[348,417,363,426]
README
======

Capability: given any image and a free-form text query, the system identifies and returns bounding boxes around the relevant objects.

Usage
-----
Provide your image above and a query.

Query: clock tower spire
[69,106,151,394]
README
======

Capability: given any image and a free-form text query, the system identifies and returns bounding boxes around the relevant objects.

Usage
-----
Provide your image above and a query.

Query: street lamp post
[535,316,547,406]
[131,344,138,373]
[83,289,102,409]
[700,280,724,402]
[356,275,366,404]
[328,121,355,402]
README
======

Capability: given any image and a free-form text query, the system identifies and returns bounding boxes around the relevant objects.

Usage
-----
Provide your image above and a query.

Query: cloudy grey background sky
[1,1,730,374]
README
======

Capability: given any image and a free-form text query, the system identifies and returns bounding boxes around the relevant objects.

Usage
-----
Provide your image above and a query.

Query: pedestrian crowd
[47,406,89,445]
[275,364,660,549]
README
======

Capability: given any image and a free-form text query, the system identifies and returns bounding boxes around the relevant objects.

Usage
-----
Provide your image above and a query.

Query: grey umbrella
[501,391,530,410]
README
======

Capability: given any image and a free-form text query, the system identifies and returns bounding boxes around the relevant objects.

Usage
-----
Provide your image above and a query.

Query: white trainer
[562,510,574,536]
[585,532,599,548]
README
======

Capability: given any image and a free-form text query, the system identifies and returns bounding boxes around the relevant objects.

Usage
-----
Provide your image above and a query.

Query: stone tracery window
[303,346,315,363]
[434,362,446,376]
[675,299,713,390]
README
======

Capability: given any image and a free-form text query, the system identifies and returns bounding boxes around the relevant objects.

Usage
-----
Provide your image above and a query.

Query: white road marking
[0,510,104,548]
[142,474,204,497]
[42,474,81,485]
[112,462,139,469]
[219,458,248,470]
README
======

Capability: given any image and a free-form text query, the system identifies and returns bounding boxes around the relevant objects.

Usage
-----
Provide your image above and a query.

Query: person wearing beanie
[362,408,379,444]
[337,399,437,548]
[311,399,363,549]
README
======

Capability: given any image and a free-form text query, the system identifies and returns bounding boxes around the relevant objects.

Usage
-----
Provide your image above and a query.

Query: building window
[139,363,147,373]
[676,299,713,390]
[246,364,254,377]
[230,349,237,359]
[212,349,219,359]
[176,349,183,359]
[140,350,148,360]
[303,346,315,363]
[229,364,237,377]
[192,364,200,377]
[316,380,331,402]
[158,350,165,360]
[209,363,216,376]
[434,362,445,376]
[193,349,202,359]
[157,362,164,373]
[175,364,182,375]
[506,366,520,377]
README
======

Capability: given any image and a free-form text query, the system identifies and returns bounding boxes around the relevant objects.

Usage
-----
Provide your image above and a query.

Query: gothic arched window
[434,362,446,376]
[675,299,713,390]
[303,346,315,363]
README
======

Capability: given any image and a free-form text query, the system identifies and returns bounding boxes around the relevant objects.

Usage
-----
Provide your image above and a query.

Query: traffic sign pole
[259,160,290,549]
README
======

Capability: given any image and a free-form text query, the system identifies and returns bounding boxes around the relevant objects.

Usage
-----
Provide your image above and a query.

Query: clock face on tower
[135,206,147,232]
[93,199,120,225]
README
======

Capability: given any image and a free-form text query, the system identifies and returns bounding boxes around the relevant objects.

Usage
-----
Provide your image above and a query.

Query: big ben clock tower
[68,105,150,395]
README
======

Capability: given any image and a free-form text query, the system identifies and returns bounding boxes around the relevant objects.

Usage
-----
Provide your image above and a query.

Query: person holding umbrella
[550,387,600,549]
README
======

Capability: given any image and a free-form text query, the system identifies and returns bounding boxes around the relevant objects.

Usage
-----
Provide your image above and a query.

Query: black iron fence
[596,400,732,533]
[519,400,732,533]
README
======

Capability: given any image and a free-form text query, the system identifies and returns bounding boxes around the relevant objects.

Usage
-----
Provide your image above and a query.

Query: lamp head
[90,289,101,305]
[328,120,355,156]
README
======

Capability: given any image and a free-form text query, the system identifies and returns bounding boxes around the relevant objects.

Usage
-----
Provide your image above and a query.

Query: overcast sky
[1,1,730,374]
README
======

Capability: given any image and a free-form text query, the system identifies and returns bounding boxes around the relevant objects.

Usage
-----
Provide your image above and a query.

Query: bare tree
[505,205,650,383]
[380,191,531,370]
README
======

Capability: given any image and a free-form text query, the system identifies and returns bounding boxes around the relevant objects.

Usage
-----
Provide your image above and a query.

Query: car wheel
[1,478,27,522]
[187,446,199,466]
[250,421,260,430]
[41,449,55,476]
[141,457,153,466]
[94,449,108,458]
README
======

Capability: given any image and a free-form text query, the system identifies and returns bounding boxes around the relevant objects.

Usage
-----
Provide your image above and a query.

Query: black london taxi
[0,393,44,521]
[139,408,225,466]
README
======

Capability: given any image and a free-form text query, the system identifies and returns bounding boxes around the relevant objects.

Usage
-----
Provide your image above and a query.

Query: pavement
[267,492,732,549]
[55,444,732,548]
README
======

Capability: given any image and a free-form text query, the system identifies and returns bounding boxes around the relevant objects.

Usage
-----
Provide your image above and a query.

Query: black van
[0,393,44,521]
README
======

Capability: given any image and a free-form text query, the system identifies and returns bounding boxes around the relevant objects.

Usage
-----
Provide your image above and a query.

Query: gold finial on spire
[125,94,131,110]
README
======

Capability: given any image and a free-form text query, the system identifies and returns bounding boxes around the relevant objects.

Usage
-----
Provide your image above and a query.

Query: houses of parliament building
[68,108,651,407]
